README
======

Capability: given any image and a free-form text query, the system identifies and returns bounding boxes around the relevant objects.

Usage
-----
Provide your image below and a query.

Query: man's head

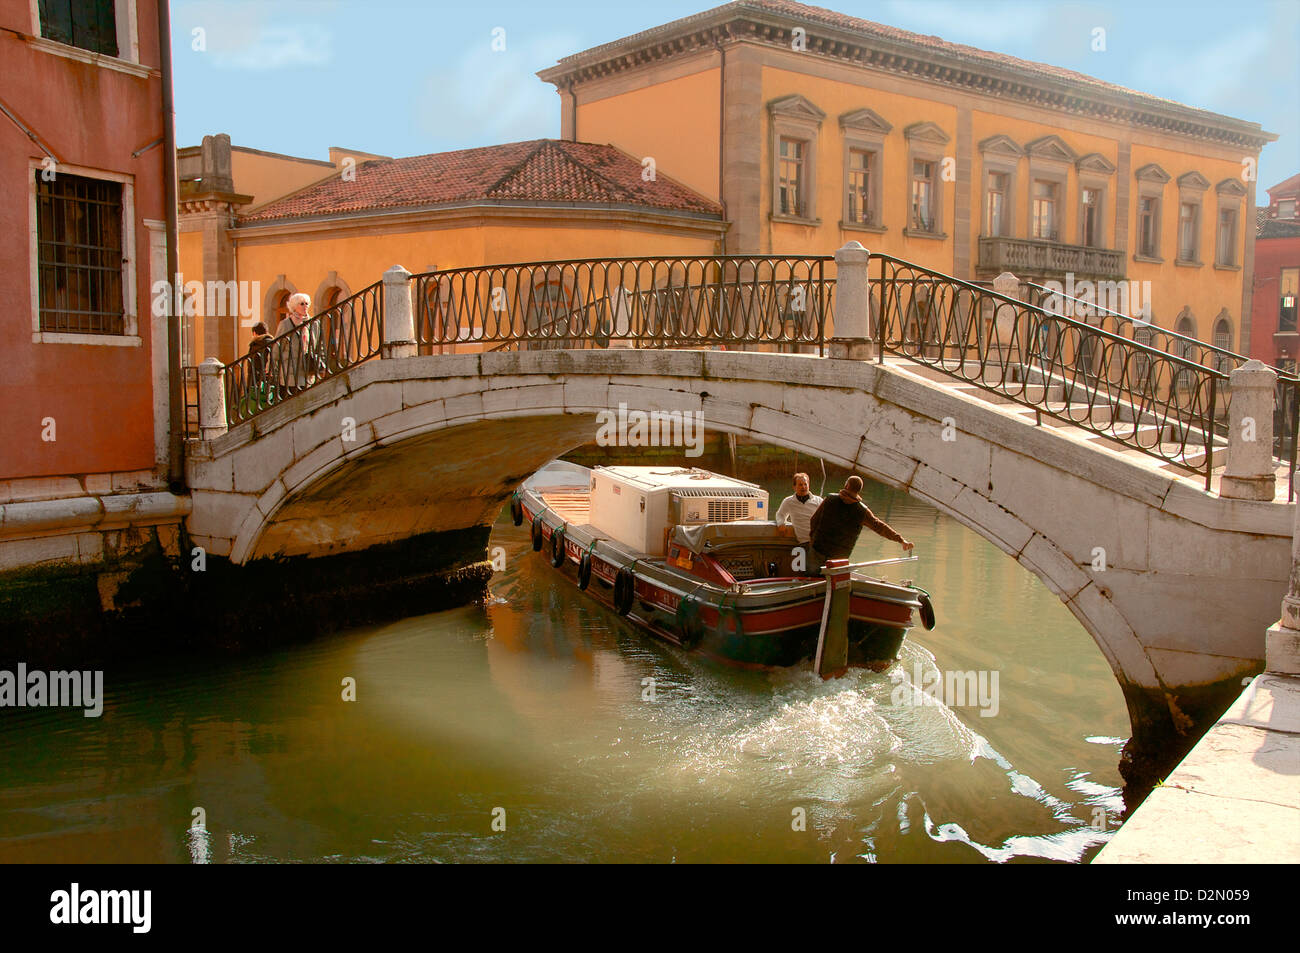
[252,322,267,335]
[842,475,864,499]
[792,472,810,496]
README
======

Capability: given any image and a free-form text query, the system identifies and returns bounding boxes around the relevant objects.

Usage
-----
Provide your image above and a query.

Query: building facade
[178,135,726,363]
[1,0,171,487]
[1249,175,1300,371]
[539,0,1275,351]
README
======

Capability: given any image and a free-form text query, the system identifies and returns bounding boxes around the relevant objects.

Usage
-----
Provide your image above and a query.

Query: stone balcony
[978,236,1125,281]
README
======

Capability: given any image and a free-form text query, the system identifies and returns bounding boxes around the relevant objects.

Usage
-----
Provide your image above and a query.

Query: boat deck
[540,490,592,527]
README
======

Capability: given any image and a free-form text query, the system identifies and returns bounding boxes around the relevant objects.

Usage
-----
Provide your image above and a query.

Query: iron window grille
[36,171,126,335]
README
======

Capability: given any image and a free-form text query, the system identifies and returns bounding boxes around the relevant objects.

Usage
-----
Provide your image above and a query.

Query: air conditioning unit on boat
[668,488,766,526]
[588,466,769,557]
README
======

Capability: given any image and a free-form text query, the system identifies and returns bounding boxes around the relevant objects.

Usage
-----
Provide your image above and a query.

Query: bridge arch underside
[191,351,1291,750]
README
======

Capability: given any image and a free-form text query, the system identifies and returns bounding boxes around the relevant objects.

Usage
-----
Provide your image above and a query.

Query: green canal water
[0,474,1128,863]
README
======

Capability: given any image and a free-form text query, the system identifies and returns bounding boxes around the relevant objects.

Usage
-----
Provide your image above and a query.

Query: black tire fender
[577,552,593,590]
[551,528,567,568]
[716,602,744,641]
[675,592,705,648]
[613,568,635,615]
[918,592,936,631]
[510,497,524,526]
[531,516,545,552]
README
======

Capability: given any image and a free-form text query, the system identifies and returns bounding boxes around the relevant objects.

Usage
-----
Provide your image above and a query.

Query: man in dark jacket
[807,475,912,572]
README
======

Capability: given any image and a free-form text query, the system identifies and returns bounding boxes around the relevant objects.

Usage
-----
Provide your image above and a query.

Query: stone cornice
[232,200,729,241]
[1177,171,1211,191]
[1136,163,1172,184]
[180,191,255,214]
[1025,134,1078,163]
[536,4,1276,151]
[904,121,950,145]
[979,134,1024,158]
[839,107,892,135]
[1217,178,1248,197]
[768,93,826,122]
[1076,152,1116,175]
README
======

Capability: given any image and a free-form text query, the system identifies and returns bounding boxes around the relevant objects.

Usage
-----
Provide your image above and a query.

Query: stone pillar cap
[835,242,870,263]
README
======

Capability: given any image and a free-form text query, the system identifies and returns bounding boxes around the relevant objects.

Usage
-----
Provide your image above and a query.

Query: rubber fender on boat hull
[531,516,545,552]
[551,528,567,568]
[716,602,744,641]
[510,498,524,526]
[577,552,593,591]
[613,568,635,615]
[918,592,936,631]
[675,592,705,648]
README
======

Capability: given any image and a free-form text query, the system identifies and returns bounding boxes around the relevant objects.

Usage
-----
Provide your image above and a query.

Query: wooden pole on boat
[814,559,853,679]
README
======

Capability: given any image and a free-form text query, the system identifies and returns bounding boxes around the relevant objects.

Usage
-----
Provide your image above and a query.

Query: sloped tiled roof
[1258,206,1273,232]
[240,139,722,224]
[1266,173,1300,198]
[1260,219,1300,240]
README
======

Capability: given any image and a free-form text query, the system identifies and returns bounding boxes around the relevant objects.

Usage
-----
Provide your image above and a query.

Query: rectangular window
[911,159,935,231]
[1178,202,1199,261]
[39,0,118,56]
[1031,180,1057,241]
[1138,196,1160,258]
[778,137,806,218]
[1080,188,1100,247]
[1281,268,1299,333]
[986,172,1007,237]
[1216,207,1238,266]
[35,170,125,334]
[1279,199,1297,219]
[846,149,874,225]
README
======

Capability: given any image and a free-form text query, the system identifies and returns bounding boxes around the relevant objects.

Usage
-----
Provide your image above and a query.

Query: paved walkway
[1094,671,1300,863]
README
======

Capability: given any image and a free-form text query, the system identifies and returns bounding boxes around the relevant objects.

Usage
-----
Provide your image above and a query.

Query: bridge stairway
[877,356,1292,498]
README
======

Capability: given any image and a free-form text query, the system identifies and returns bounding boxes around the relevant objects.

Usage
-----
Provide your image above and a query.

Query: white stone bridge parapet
[186,347,1293,746]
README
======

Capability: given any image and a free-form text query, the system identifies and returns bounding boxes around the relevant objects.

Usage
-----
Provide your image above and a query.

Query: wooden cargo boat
[510,462,934,673]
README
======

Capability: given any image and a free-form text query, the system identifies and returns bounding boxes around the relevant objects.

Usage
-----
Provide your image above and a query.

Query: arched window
[1174,310,1199,393]
[271,291,291,331]
[1212,315,1233,373]
[1133,323,1156,390]
[262,276,297,335]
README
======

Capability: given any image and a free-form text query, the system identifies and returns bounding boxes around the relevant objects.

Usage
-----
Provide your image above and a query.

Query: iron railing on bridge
[202,251,1294,498]
[221,280,383,429]
[869,254,1229,488]
[410,256,832,353]
[1018,280,1300,492]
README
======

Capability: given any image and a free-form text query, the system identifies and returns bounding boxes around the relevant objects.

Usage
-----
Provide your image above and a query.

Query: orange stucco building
[541,0,1275,351]
[178,135,726,365]
[179,0,1275,367]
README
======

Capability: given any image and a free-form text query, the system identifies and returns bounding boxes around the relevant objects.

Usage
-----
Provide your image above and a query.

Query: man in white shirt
[774,472,822,544]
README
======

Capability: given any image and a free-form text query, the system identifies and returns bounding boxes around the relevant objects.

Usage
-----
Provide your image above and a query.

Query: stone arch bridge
[185,346,1293,753]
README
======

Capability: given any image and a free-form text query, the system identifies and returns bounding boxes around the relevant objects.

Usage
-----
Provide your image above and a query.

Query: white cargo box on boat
[587,466,769,556]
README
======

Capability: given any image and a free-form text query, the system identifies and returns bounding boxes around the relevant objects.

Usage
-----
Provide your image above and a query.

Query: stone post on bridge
[829,241,872,361]
[197,357,227,441]
[1264,499,1300,674]
[382,265,417,359]
[990,272,1021,381]
[1219,360,1276,501]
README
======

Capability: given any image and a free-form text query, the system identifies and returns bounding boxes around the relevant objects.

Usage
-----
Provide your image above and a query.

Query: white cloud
[181,0,334,70]
[415,32,581,148]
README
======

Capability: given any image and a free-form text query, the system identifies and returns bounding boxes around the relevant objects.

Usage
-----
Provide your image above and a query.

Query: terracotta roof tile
[1260,218,1300,240]
[239,140,721,224]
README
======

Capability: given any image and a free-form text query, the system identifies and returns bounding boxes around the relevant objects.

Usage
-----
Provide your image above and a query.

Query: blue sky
[172,0,1300,192]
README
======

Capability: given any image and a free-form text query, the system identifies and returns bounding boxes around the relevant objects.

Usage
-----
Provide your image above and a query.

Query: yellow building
[180,0,1275,364]
[539,0,1275,350]
[178,135,724,364]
